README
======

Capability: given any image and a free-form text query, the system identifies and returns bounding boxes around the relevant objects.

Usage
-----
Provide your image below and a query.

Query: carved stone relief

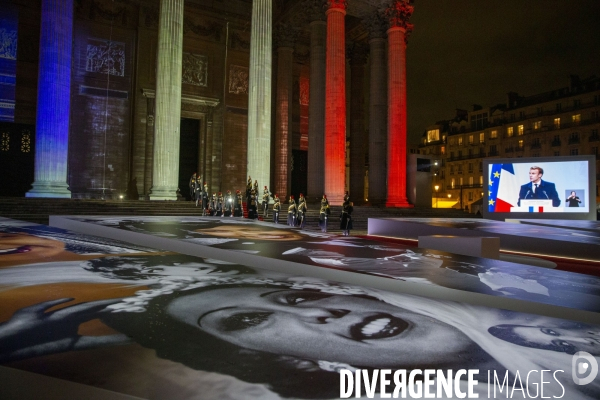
[183,17,222,42]
[228,65,249,95]
[0,28,17,60]
[86,38,125,77]
[182,52,208,87]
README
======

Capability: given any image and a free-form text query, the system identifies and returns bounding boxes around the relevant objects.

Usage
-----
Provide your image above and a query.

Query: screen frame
[482,155,597,221]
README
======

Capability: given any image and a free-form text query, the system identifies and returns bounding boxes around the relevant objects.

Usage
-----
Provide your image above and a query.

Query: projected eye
[541,328,559,336]
[220,312,272,331]
[284,292,333,305]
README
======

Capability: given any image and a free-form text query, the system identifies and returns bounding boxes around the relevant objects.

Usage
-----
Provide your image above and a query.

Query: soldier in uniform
[216,192,225,217]
[201,182,209,216]
[247,188,258,219]
[209,193,217,216]
[297,193,307,229]
[340,192,353,236]
[287,195,297,226]
[262,186,271,218]
[319,194,330,233]
[234,190,244,217]
[189,172,197,202]
[272,194,281,223]
[224,190,233,217]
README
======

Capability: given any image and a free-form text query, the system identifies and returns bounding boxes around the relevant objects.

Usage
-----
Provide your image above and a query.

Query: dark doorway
[178,118,200,200]
[0,122,35,197]
[291,149,307,200]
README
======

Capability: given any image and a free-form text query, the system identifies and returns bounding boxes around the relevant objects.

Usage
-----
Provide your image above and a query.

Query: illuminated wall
[0,5,18,122]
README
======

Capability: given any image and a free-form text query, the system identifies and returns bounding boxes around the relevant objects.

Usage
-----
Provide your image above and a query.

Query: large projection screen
[483,155,597,221]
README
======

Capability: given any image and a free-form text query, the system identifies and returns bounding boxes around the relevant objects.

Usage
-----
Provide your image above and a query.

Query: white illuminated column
[149,0,184,201]
[247,0,273,190]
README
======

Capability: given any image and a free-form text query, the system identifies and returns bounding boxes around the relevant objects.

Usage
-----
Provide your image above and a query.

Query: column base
[149,186,178,201]
[385,200,414,208]
[26,181,71,198]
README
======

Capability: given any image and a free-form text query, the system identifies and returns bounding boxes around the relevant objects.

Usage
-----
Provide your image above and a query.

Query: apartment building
[419,75,600,210]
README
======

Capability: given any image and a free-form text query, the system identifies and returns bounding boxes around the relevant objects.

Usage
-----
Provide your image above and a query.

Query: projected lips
[0,245,31,255]
[350,313,409,341]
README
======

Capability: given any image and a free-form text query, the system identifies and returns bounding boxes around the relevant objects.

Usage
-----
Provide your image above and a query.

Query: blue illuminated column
[26,0,73,198]
[149,0,184,201]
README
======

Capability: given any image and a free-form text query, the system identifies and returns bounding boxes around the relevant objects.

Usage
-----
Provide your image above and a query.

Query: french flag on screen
[488,163,519,212]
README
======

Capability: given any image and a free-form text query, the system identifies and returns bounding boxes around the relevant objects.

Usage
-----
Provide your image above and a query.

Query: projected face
[167,287,472,367]
[196,225,301,241]
[529,168,542,183]
[513,326,600,356]
[0,233,66,267]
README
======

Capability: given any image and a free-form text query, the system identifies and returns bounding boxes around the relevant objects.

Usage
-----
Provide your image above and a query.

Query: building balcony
[568,137,580,145]
[551,140,561,147]
[530,143,541,150]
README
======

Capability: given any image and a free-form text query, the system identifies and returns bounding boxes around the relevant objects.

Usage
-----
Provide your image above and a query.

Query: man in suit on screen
[517,166,561,207]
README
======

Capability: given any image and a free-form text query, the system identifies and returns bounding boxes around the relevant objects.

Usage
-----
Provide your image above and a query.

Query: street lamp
[434,185,439,208]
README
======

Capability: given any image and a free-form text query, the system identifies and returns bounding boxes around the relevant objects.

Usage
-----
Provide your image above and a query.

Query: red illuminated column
[324,0,346,205]
[385,0,413,207]
[274,24,296,201]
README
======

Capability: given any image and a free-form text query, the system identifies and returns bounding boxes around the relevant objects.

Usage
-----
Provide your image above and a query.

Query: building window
[510,113,515,121]
[570,148,579,156]
[554,151,560,156]
[507,127,514,137]
[451,178,455,189]
[470,112,488,130]
[536,107,543,116]
[518,140,524,149]
[458,137,463,146]
[592,111,599,120]
[553,118,561,129]
[449,138,455,146]
[573,99,581,108]
[532,153,539,157]
[479,161,483,172]
[468,149,473,158]
[440,146,446,155]
[591,129,599,141]
[469,176,474,186]
[468,192,473,201]
[479,132,484,143]
[479,175,483,185]
[490,130,497,139]
[595,95,600,105]
[518,125,524,135]
[427,129,440,142]
[519,111,525,119]
[468,163,473,173]
[533,121,541,130]
[592,146,598,156]
[468,135,473,144]
[556,103,562,112]
[569,132,579,144]
[458,164,463,173]
[489,144,497,155]
[459,177,464,186]
[572,114,581,125]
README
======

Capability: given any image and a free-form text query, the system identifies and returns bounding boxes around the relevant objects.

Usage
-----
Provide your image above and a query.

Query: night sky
[406,0,600,144]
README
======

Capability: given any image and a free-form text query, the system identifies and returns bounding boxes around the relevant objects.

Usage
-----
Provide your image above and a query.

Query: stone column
[149,0,184,200]
[348,43,368,204]
[247,0,272,191]
[27,0,73,198]
[385,0,413,207]
[274,24,296,201]
[305,0,327,201]
[364,12,387,205]
[324,0,346,205]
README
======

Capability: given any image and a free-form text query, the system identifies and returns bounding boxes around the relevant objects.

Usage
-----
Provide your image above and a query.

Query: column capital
[385,0,414,34]
[326,0,347,14]
[363,11,387,40]
[302,0,328,22]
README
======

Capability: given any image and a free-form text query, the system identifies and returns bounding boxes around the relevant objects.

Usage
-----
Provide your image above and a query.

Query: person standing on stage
[253,180,259,199]
[297,193,307,229]
[234,190,244,217]
[319,195,330,233]
[272,194,281,224]
[287,195,297,227]
[340,192,353,236]
[262,186,271,218]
